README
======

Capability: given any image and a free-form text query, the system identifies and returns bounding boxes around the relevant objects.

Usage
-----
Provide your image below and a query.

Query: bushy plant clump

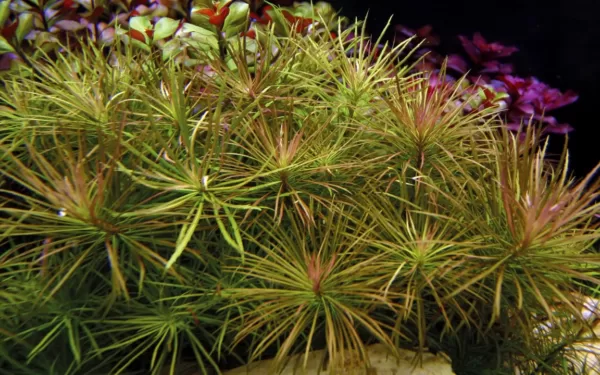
[1,1,600,374]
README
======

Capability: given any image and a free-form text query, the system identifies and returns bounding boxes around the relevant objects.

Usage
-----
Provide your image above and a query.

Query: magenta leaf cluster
[394,25,579,135]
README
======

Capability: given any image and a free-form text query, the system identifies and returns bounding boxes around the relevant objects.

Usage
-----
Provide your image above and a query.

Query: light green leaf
[65,318,82,364]
[129,15,152,33]
[213,201,244,258]
[263,6,289,36]
[165,200,204,270]
[162,38,182,61]
[27,321,63,363]
[222,1,249,38]
[16,13,34,43]
[34,31,59,52]
[495,91,510,100]
[181,22,215,37]
[225,56,237,70]
[153,17,179,42]
[0,36,14,53]
[0,1,11,25]
[244,37,258,53]
[131,38,151,51]
[292,2,314,17]
[314,2,335,17]
[181,23,219,51]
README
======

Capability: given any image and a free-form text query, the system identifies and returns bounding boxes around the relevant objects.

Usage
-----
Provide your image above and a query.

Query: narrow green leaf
[80,324,103,359]
[150,329,170,369]
[0,36,14,53]
[222,204,244,255]
[45,245,96,303]
[166,200,204,270]
[65,318,82,364]
[107,236,128,298]
[213,202,244,259]
[27,322,64,363]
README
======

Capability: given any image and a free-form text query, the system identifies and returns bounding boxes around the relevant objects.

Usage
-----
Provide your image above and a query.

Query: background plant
[392,24,579,135]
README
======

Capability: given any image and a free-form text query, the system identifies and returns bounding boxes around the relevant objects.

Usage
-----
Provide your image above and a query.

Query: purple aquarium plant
[393,24,579,135]
[458,32,519,64]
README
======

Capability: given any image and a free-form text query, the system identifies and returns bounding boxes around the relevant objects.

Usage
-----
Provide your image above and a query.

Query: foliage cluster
[392,24,579,135]
[0,0,341,71]
[1,1,600,374]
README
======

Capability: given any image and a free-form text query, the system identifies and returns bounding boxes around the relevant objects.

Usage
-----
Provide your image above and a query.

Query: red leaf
[281,10,312,32]
[251,6,273,25]
[196,8,215,16]
[129,29,146,42]
[257,13,272,24]
[459,32,519,64]
[208,7,229,27]
[539,89,579,111]
[242,29,256,39]
[458,34,481,64]
[446,54,468,74]
[480,60,514,74]
[416,24,440,46]
[544,122,575,134]
[300,18,312,29]
[0,53,19,71]
[281,10,295,23]
[131,0,149,7]
[417,24,433,37]
[85,6,105,22]
[1,19,19,39]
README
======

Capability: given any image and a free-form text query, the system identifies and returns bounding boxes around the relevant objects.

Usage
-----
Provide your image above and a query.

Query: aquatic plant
[1,1,599,374]
[393,24,579,135]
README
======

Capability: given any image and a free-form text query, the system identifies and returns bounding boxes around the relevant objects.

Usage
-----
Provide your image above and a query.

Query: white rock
[569,296,600,374]
[222,344,455,375]
[515,295,600,374]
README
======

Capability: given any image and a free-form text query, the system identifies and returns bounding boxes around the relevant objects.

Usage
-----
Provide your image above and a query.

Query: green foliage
[0,0,345,73]
[1,3,600,374]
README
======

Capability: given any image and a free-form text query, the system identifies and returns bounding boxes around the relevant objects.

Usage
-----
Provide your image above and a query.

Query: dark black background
[326,0,600,179]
